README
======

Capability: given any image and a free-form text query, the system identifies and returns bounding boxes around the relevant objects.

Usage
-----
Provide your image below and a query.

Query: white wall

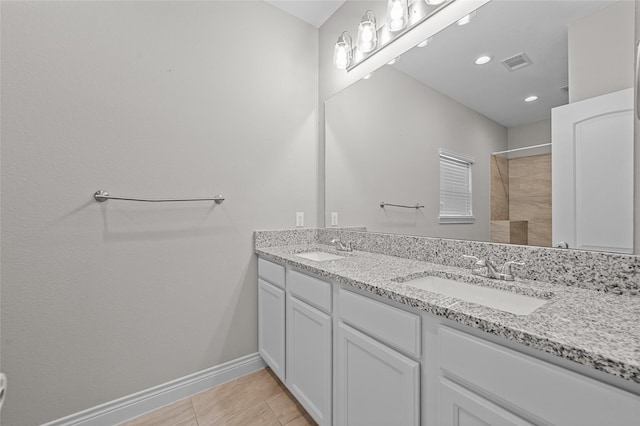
[325,66,507,240]
[568,1,635,103]
[0,2,318,425]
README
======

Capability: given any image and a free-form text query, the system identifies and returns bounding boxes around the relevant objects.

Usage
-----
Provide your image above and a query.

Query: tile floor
[119,368,316,426]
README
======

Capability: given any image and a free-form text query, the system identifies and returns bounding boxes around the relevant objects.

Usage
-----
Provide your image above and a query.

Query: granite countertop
[256,244,640,385]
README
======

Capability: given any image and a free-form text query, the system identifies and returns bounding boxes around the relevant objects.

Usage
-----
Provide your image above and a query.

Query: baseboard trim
[42,353,266,426]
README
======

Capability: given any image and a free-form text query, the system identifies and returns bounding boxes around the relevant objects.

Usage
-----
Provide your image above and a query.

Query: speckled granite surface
[255,227,367,248]
[318,229,640,296]
[255,240,640,385]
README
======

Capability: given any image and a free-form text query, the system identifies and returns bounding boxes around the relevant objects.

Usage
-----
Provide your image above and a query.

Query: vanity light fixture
[333,0,453,71]
[333,32,353,70]
[475,55,492,65]
[357,10,378,53]
[386,0,409,32]
[457,11,475,26]
[524,95,539,102]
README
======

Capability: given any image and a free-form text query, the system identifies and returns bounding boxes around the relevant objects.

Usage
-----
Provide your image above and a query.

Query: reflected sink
[295,251,345,262]
[401,275,547,315]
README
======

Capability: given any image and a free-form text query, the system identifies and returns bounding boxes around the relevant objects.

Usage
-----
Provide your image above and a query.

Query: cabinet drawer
[338,288,420,358]
[439,326,640,426]
[288,269,332,313]
[439,378,533,426]
[258,258,285,289]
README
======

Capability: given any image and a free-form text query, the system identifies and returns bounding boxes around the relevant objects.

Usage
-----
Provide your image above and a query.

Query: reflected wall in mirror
[325,0,635,253]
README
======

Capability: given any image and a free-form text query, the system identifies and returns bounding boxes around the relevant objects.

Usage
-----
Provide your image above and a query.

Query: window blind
[439,149,475,223]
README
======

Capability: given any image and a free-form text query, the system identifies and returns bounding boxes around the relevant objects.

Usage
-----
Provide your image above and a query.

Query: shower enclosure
[490,143,552,247]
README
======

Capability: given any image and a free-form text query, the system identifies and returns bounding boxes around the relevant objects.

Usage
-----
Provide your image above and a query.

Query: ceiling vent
[501,53,532,71]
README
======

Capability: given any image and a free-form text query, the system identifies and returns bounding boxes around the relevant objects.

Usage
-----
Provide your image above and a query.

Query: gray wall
[318,0,486,226]
[568,1,635,103]
[636,0,640,255]
[507,119,551,151]
[325,65,507,240]
[0,2,318,425]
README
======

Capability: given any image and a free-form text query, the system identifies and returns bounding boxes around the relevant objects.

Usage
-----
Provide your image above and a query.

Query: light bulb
[387,0,408,32]
[357,11,377,53]
[333,32,353,70]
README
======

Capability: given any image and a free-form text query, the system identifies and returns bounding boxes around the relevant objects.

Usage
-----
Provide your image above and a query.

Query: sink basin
[401,275,547,315]
[295,251,345,262]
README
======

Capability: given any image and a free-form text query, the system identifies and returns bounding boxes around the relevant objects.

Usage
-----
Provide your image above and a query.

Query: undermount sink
[401,275,548,315]
[295,251,345,262]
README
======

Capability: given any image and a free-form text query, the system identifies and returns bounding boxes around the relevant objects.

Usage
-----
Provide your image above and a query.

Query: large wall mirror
[325,0,635,253]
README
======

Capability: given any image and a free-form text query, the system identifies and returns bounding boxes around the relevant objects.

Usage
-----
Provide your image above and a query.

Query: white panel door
[336,323,419,426]
[286,296,332,426]
[552,88,633,253]
[258,278,285,381]
[439,378,533,426]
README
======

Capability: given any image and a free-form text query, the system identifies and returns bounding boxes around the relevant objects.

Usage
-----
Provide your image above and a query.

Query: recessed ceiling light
[524,95,538,102]
[387,58,398,65]
[417,37,432,48]
[457,11,475,26]
[426,0,447,5]
[475,55,492,65]
[363,73,373,80]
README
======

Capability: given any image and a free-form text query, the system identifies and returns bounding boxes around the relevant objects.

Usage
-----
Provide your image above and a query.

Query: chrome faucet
[500,260,525,281]
[331,239,354,252]
[462,255,524,281]
[463,255,499,278]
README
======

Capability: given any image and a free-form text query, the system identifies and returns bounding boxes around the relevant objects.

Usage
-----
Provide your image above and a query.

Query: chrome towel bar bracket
[94,190,225,204]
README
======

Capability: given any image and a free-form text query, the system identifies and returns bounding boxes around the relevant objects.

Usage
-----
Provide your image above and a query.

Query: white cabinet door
[336,323,419,426]
[258,278,285,381]
[552,88,634,253]
[439,378,533,426]
[286,296,332,426]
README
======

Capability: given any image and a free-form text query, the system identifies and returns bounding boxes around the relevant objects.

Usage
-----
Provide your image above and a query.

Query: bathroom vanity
[255,231,640,426]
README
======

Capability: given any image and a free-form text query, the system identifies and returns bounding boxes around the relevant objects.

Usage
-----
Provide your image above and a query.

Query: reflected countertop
[256,243,640,386]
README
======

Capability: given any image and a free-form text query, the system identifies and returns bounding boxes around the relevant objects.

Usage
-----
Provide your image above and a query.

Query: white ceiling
[264,0,346,28]
[391,0,615,127]
[265,0,618,128]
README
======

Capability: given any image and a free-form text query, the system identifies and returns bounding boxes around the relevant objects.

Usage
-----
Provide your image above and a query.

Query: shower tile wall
[490,153,552,247]
[509,153,552,247]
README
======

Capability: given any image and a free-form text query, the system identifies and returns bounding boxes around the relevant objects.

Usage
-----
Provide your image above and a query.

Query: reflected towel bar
[94,190,225,204]
[380,202,424,209]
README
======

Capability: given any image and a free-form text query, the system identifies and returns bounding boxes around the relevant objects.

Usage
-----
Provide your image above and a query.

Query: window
[439,148,475,223]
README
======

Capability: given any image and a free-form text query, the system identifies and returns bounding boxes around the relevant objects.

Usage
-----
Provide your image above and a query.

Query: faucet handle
[501,260,525,275]
[462,255,484,271]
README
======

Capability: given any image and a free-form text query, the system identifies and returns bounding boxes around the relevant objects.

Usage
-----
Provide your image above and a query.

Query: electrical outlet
[331,212,338,226]
[296,212,304,227]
